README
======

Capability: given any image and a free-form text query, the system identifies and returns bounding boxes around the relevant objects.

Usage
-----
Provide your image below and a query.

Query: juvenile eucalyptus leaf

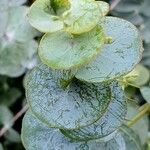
[0,6,38,77]
[60,81,127,141]
[140,86,150,103]
[39,25,105,69]
[22,112,142,150]
[4,128,21,143]
[28,0,64,33]
[97,1,109,16]
[0,105,13,127]
[0,40,38,77]
[25,64,112,129]
[75,17,143,83]
[63,0,101,34]
[6,6,38,41]
[21,111,111,150]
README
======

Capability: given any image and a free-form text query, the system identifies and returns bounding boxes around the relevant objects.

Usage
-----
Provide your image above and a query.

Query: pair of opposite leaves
[23,64,131,148]
[28,0,143,83]
[22,66,142,149]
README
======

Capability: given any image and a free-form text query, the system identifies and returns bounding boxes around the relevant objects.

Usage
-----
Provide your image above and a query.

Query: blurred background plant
[0,0,149,149]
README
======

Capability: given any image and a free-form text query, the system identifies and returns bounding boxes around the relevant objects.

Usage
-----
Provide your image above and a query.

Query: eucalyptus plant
[0,0,38,77]
[21,0,144,149]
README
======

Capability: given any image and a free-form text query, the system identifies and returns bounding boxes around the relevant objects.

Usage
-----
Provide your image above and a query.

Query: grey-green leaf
[39,25,105,69]
[25,63,112,129]
[0,40,38,77]
[0,6,38,77]
[22,112,142,150]
[140,86,150,103]
[21,111,108,150]
[28,0,63,33]
[6,6,39,41]
[75,17,143,83]
[60,81,127,141]
[4,128,21,143]
[0,105,13,127]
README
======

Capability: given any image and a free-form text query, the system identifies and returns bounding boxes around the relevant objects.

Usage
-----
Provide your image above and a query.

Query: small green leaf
[140,86,150,103]
[39,25,105,69]
[0,40,38,77]
[122,64,150,87]
[25,64,112,129]
[0,105,13,127]
[28,0,63,33]
[63,0,101,34]
[60,81,127,141]
[97,1,109,16]
[4,128,21,143]
[75,17,143,83]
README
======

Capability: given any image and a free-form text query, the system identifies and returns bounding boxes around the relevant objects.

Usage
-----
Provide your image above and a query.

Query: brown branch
[110,0,121,11]
[0,105,28,137]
